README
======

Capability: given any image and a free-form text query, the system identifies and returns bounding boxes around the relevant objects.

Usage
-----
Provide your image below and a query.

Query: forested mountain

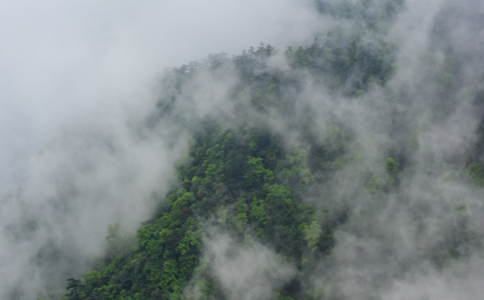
[33,0,484,299]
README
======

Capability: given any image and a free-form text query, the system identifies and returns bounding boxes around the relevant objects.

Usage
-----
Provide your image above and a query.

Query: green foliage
[304,221,323,252]
[385,157,399,177]
[274,292,296,300]
[385,157,400,184]
[281,148,315,188]
[105,223,135,258]
[244,156,274,187]
[66,278,84,300]
[63,2,414,299]
[366,176,386,195]
[306,286,325,300]
[68,120,343,299]
[466,162,484,186]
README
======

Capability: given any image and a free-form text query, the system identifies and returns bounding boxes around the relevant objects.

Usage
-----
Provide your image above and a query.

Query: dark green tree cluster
[67,119,350,299]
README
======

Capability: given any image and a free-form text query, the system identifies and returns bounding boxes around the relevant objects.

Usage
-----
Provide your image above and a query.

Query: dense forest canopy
[3,0,484,299]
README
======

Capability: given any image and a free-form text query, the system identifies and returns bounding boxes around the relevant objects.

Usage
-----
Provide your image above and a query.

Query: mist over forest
[1,0,484,299]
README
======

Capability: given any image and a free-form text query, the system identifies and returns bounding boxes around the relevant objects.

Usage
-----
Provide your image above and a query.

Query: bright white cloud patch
[202,233,295,300]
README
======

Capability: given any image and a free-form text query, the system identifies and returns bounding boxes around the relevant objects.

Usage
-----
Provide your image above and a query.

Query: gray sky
[0,0,321,193]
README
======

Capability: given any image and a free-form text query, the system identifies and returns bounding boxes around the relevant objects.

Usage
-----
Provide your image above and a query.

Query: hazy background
[0,0,321,193]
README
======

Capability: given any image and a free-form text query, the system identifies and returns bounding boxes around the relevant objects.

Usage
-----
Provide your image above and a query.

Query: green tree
[65,278,84,300]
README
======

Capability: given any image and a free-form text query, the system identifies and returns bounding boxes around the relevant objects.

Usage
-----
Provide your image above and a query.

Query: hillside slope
[49,1,484,299]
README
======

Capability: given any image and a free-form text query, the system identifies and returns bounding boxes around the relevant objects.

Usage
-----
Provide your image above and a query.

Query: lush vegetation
[37,0,484,299]
[58,24,394,300]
